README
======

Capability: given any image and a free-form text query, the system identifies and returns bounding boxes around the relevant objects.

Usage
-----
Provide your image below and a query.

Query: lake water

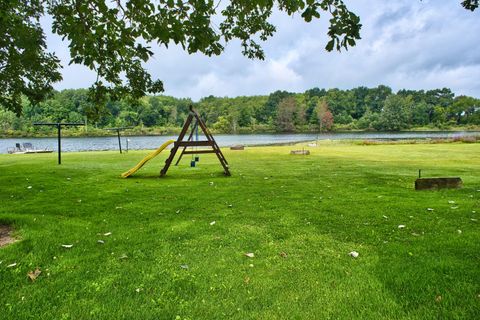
[0,131,479,154]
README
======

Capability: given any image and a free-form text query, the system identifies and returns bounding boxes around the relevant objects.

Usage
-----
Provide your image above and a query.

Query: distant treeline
[1,85,479,136]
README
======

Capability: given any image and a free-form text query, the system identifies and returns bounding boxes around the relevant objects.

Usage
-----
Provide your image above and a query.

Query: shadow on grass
[120,170,230,180]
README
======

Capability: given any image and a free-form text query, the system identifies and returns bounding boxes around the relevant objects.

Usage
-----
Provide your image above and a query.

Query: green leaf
[325,39,335,52]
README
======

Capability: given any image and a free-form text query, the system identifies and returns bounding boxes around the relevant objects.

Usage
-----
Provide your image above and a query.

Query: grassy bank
[0,143,479,319]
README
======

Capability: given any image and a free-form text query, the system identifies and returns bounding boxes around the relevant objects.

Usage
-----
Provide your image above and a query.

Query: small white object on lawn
[349,251,359,258]
[427,208,434,211]
[457,230,462,234]
[27,186,32,189]
[244,252,255,258]
[103,232,112,236]
[398,225,406,229]
[7,263,17,268]
[448,200,455,204]
[97,240,105,244]
[383,215,388,219]
[209,221,216,226]
[61,244,73,249]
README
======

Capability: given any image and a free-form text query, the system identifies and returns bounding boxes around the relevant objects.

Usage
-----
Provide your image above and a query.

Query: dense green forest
[1,85,479,137]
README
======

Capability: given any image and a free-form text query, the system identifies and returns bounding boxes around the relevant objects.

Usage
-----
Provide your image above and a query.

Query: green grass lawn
[1,142,479,319]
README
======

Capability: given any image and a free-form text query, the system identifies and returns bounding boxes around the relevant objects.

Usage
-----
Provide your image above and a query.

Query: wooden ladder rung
[176,141,214,147]
[182,150,217,154]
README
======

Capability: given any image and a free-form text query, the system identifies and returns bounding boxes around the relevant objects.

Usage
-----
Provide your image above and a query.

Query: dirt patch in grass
[0,224,16,247]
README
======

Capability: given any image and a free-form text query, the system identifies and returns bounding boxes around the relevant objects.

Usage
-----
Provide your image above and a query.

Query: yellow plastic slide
[121,140,175,178]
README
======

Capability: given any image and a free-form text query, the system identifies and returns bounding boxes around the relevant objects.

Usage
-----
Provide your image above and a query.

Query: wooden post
[415,177,462,190]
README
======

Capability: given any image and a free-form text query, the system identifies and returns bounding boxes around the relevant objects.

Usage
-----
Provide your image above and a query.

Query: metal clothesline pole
[105,127,133,154]
[33,122,85,164]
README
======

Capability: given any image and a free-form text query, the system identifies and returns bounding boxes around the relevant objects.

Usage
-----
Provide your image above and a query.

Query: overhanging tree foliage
[0,0,62,114]
[1,0,362,114]
[0,1,476,115]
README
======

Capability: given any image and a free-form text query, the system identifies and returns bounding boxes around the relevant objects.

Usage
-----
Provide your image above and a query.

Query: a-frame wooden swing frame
[160,106,230,177]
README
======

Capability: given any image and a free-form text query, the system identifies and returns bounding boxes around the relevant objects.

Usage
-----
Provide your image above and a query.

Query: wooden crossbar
[176,141,214,147]
[182,150,216,154]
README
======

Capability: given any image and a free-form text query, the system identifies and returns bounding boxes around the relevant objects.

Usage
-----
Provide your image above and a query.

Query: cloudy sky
[45,0,480,100]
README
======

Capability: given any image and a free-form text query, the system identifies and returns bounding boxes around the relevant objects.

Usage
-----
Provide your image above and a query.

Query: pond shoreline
[2,125,480,139]
[1,131,479,154]
[3,139,479,155]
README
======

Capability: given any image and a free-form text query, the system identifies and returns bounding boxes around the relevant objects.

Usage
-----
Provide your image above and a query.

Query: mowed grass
[0,142,479,319]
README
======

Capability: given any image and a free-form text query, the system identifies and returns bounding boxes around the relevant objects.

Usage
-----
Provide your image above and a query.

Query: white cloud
[47,0,480,99]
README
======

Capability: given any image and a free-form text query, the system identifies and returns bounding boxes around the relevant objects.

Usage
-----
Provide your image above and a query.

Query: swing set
[122,106,230,178]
